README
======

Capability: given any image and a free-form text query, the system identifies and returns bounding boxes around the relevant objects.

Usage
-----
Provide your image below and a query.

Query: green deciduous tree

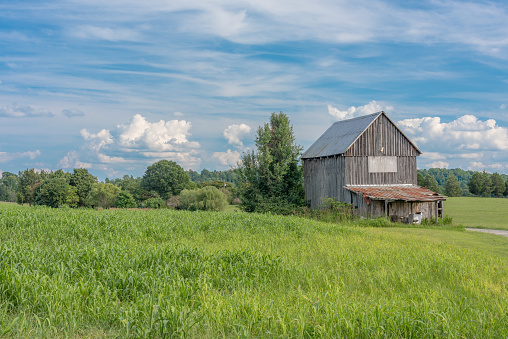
[86,183,121,209]
[141,160,192,200]
[179,186,228,211]
[0,172,18,202]
[424,174,440,193]
[417,172,425,187]
[491,172,505,197]
[69,168,98,207]
[238,112,304,213]
[444,174,462,197]
[17,168,42,205]
[35,178,73,208]
[115,191,137,208]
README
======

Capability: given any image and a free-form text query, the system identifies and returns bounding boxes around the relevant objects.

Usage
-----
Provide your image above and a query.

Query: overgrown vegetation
[237,112,305,214]
[0,204,505,337]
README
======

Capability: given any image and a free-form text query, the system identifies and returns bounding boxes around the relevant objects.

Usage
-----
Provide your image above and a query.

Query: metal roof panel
[345,185,446,202]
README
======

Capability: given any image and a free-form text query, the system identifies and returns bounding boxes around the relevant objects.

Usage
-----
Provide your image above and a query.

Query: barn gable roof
[301,111,421,159]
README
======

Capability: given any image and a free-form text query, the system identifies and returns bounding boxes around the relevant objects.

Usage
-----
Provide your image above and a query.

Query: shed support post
[384,200,388,220]
[435,201,438,225]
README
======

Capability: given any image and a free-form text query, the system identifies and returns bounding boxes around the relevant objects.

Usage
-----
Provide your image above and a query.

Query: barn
[302,111,445,223]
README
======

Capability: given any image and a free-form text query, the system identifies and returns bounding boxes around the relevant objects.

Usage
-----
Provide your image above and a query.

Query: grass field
[0,204,506,337]
[445,197,508,230]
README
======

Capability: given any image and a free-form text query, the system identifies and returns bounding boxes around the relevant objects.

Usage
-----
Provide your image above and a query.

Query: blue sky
[1,0,508,179]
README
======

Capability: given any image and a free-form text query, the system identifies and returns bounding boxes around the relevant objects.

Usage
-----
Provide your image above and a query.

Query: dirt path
[465,228,508,238]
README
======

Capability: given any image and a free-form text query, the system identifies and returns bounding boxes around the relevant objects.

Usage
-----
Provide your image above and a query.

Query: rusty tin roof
[345,185,446,202]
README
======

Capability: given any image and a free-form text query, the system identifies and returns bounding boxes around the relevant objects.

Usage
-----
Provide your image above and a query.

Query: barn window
[368,156,397,173]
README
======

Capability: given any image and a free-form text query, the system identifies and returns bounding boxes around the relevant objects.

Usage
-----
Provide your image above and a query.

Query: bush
[179,186,228,212]
[115,191,137,208]
[144,197,165,209]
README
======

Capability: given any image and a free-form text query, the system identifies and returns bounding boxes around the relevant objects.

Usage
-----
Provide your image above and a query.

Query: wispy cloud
[0,104,54,118]
[328,101,393,121]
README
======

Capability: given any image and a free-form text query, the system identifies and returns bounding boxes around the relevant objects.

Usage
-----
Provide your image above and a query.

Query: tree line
[1,112,508,212]
[417,168,508,197]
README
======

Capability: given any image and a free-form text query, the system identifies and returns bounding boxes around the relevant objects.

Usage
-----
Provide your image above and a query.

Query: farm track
[465,228,508,237]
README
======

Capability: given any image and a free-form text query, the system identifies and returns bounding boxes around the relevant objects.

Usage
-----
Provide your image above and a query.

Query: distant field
[0,204,506,338]
[445,197,508,230]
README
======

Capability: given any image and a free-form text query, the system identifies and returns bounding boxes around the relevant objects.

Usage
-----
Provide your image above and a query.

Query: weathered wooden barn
[302,111,445,223]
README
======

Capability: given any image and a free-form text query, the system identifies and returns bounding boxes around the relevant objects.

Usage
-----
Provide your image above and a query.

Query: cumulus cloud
[213,149,241,167]
[62,109,85,118]
[0,150,41,163]
[426,161,449,169]
[60,114,202,170]
[118,114,200,151]
[0,104,54,118]
[468,161,486,171]
[224,123,251,148]
[398,115,508,151]
[59,151,92,169]
[328,101,393,120]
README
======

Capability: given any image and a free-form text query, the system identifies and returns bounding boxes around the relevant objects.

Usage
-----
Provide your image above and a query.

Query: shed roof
[301,111,421,159]
[345,185,446,202]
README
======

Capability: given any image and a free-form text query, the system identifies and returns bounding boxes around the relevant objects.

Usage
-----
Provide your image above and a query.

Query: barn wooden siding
[345,156,417,185]
[344,114,419,157]
[304,156,345,208]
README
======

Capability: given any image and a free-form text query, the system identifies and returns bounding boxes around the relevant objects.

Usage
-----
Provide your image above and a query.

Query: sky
[1,0,508,180]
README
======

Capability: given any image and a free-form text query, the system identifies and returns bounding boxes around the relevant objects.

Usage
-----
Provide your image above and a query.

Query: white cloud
[61,114,202,170]
[62,109,85,118]
[118,114,199,151]
[0,150,41,163]
[58,151,92,169]
[224,123,251,148]
[213,149,241,167]
[488,163,504,170]
[0,104,54,118]
[398,115,508,151]
[328,101,393,121]
[420,152,446,160]
[468,161,486,171]
[426,161,449,169]
[500,104,506,109]
[71,25,141,41]
[80,128,114,152]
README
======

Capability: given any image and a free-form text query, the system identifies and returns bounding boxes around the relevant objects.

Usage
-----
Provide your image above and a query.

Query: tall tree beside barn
[238,112,304,213]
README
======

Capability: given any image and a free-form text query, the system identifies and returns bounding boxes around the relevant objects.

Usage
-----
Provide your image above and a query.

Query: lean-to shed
[302,111,445,223]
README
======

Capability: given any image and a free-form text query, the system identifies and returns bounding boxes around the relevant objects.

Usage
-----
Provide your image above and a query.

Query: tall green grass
[445,197,508,230]
[0,204,506,337]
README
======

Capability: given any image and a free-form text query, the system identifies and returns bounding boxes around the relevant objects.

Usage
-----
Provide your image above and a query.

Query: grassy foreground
[0,205,507,338]
[445,197,508,230]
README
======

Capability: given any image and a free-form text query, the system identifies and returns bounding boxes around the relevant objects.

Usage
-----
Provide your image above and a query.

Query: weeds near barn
[0,204,506,337]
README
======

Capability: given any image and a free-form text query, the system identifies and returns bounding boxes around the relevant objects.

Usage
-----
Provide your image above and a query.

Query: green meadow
[445,197,508,230]
[0,204,506,338]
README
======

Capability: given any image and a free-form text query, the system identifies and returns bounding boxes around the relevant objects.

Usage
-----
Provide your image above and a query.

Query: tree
[417,172,425,187]
[35,178,73,208]
[0,172,18,202]
[69,168,97,207]
[115,191,137,208]
[444,174,461,197]
[141,160,191,200]
[491,172,505,197]
[17,169,42,205]
[86,183,121,209]
[424,174,440,193]
[179,186,228,211]
[505,179,508,197]
[468,171,493,197]
[238,112,304,213]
